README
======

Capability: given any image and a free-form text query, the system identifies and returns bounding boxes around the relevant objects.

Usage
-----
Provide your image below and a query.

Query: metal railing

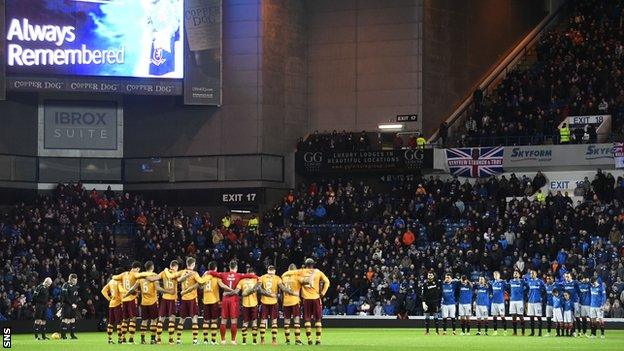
[0,153,285,184]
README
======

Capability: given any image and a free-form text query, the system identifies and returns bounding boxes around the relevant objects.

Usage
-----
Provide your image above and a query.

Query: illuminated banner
[183,0,221,105]
[7,76,182,95]
[295,149,433,175]
[5,0,184,79]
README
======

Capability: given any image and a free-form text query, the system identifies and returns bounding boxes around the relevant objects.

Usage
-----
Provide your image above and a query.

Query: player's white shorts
[564,310,573,323]
[590,307,604,319]
[458,304,472,317]
[509,301,524,315]
[441,304,456,319]
[553,309,563,323]
[475,305,488,319]
[574,302,581,317]
[580,305,590,318]
[490,303,505,316]
[527,303,542,317]
[546,305,554,318]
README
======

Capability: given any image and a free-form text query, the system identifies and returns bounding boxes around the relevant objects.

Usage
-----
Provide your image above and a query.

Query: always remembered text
[6,18,125,66]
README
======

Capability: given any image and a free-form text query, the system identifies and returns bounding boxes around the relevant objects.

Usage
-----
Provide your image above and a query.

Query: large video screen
[5,0,184,79]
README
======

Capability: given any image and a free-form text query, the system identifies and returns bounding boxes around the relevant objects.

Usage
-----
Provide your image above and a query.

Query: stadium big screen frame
[2,0,222,104]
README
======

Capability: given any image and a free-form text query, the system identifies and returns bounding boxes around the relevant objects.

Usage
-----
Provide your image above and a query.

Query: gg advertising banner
[5,0,184,79]
[295,149,433,175]
[183,0,222,105]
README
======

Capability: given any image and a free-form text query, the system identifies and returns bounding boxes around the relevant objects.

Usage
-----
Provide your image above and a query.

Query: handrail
[429,2,567,144]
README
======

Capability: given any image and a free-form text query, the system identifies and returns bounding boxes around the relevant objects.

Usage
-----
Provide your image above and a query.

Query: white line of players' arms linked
[420,272,607,338]
[99,259,330,345]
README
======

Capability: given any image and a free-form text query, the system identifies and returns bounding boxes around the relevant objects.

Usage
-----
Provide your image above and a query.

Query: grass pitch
[9,328,624,351]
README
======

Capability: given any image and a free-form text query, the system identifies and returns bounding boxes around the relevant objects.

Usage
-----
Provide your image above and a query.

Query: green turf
[9,329,624,351]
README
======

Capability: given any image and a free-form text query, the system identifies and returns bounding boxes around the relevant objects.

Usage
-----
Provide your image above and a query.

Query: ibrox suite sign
[296,149,433,174]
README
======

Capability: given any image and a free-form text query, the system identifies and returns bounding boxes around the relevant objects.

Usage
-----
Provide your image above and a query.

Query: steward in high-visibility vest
[535,190,546,203]
[559,123,570,144]
[416,136,426,149]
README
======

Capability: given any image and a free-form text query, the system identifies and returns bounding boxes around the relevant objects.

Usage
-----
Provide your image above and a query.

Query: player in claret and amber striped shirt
[299,259,329,345]
[126,261,171,345]
[259,265,294,345]
[157,260,185,344]
[200,261,232,345]
[282,263,309,345]
[177,257,202,345]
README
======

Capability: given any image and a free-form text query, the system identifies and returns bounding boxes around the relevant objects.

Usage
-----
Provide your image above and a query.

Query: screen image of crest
[5,0,184,79]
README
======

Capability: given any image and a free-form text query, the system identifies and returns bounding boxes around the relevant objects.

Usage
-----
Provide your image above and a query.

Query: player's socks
[434,317,440,334]
[107,323,113,341]
[425,316,430,333]
[156,321,163,342]
[484,320,488,334]
[493,318,498,331]
[271,324,278,343]
[150,323,157,341]
[167,321,175,343]
[117,324,123,342]
[512,318,517,334]
[33,323,39,339]
[260,323,266,343]
[219,324,226,341]
[69,323,77,339]
[582,318,587,334]
[305,322,312,342]
[520,317,525,335]
[61,322,68,339]
[600,322,604,336]
[294,323,301,342]
[210,323,218,343]
[442,318,447,332]
[590,322,596,336]
[252,326,258,344]
[128,320,136,342]
[502,317,507,331]
[231,323,238,342]
[538,318,542,336]
[140,324,147,343]
[176,323,183,341]
[202,322,209,342]
[461,320,465,333]
[284,324,291,343]
[476,320,481,333]
[451,319,456,332]
[41,324,47,339]
[242,326,248,344]
[121,321,127,341]
[314,322,322,343]
[530,318,534,335]
[466,319,470,333]
[192,322,198,342]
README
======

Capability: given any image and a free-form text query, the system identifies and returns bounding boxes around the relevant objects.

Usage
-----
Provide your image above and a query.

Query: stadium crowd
[456,0,624,146]
[1,168,624,322]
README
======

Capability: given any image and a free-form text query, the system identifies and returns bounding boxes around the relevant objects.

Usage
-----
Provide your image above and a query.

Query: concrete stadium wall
[0,92,38,155]
[422,0,547,136]
[305,0,423,133]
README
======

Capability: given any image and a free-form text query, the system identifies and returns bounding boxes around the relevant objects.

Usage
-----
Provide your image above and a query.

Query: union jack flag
[446,147,504,178]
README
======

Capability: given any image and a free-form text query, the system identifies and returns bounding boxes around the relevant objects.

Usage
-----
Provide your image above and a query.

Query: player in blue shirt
[551,288,564,336]
[589,278,606,338]
[561,272,581,336]
[474,276,490,335]
[577,275,591,336]
[544,275,560,337]
[562,291,574,337]
[525,270,545,336]
[508,270,527,335]
[440,273,458,335]
[458,276,473,335]
[489,271,507,335]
